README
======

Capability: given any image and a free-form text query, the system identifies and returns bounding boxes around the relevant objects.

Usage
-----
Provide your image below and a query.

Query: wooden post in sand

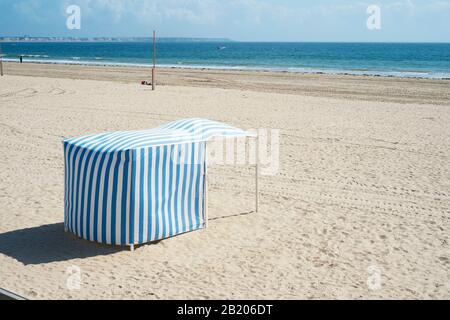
[152,30,156,91]
[0,44,3,77]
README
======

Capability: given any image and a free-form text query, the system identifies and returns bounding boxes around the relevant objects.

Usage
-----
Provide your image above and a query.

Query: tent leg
[130,245,135,252]
[255,135,259,213]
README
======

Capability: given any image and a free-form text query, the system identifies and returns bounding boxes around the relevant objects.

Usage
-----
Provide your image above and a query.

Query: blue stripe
[92,153,106,242]
[194,143,203,228]
[66,143,76,232]
[85,150,102,241]
[101,154,114,243]
[129,150,136,244]
[167,145,174,237]
[154,147,160,239]
[69,144,83,233]
[138,148,145,244]
[181,144,189,233]
[187,144,196,231]
[161,146,168,239]
[63,143,70,230]
[74,147,89,236]
[120,151,130,245]
[78,149,94,239]
[174,147,181,236]
[146,148,153,241]
[110,151,121,245]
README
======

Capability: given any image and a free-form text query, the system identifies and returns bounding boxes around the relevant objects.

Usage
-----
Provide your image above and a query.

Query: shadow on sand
[0,223,122,265]
[210,211,254,221]
[0,212,254,265]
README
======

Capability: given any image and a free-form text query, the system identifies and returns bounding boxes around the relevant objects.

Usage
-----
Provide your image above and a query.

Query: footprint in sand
[49,88,67,96]
[0,88,38,99]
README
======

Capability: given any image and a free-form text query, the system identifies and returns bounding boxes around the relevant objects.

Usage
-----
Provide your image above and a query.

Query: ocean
[1,42,450,79]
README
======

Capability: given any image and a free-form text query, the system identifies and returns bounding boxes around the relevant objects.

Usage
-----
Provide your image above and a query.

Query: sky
[1,0,450,42]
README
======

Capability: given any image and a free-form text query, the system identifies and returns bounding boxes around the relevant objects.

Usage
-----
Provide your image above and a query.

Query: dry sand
[0,62,449,299]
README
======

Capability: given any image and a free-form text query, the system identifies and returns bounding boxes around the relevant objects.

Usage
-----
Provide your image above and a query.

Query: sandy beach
[0,61,449,299]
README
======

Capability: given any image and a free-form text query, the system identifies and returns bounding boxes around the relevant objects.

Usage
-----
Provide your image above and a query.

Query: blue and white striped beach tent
[63,118,258,249]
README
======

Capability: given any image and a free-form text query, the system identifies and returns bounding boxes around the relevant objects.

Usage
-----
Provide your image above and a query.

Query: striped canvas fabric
[63,118,255,246]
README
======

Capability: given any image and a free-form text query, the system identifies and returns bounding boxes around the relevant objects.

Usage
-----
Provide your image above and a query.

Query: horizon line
[1,36,450,44]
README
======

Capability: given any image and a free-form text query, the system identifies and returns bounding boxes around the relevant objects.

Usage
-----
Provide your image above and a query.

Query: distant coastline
[0,36,233,43]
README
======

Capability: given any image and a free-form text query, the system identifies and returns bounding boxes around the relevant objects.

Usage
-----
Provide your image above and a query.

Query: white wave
[2,57,449,80]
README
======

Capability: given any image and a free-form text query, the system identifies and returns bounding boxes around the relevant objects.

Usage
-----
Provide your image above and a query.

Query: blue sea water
[1,42,450,79]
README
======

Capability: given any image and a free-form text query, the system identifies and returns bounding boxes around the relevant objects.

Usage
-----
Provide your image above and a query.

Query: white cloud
[60,0,294,26]
[10,0,446,40]
[95,0,126,21]
[71,0,220,24]
[13,0,48,23]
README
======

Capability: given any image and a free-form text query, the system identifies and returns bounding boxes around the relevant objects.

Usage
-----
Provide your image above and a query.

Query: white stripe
[163,146,170,239]
[66,146,76,232]
[89,153,101,241]
[64,144,70,230]
[105,152,119,244]
[176,145,185,234]
[170,145,178,236]
[198,143,205,226]
[183,144,192,232]
[191,143,199,228]
[142,148,149,243]
[82,150,95,239]
[97,153,110,242]
[126,150,132,244]
[134,150,141,244]
[89,154,101,241]
[150,147,157,241]
[157,147,164,240]
[71,149,83,233]
[76,150,88,237]
[115,152,125,245]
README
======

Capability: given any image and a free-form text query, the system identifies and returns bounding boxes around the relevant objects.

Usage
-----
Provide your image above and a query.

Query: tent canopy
[65,118,256,152]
